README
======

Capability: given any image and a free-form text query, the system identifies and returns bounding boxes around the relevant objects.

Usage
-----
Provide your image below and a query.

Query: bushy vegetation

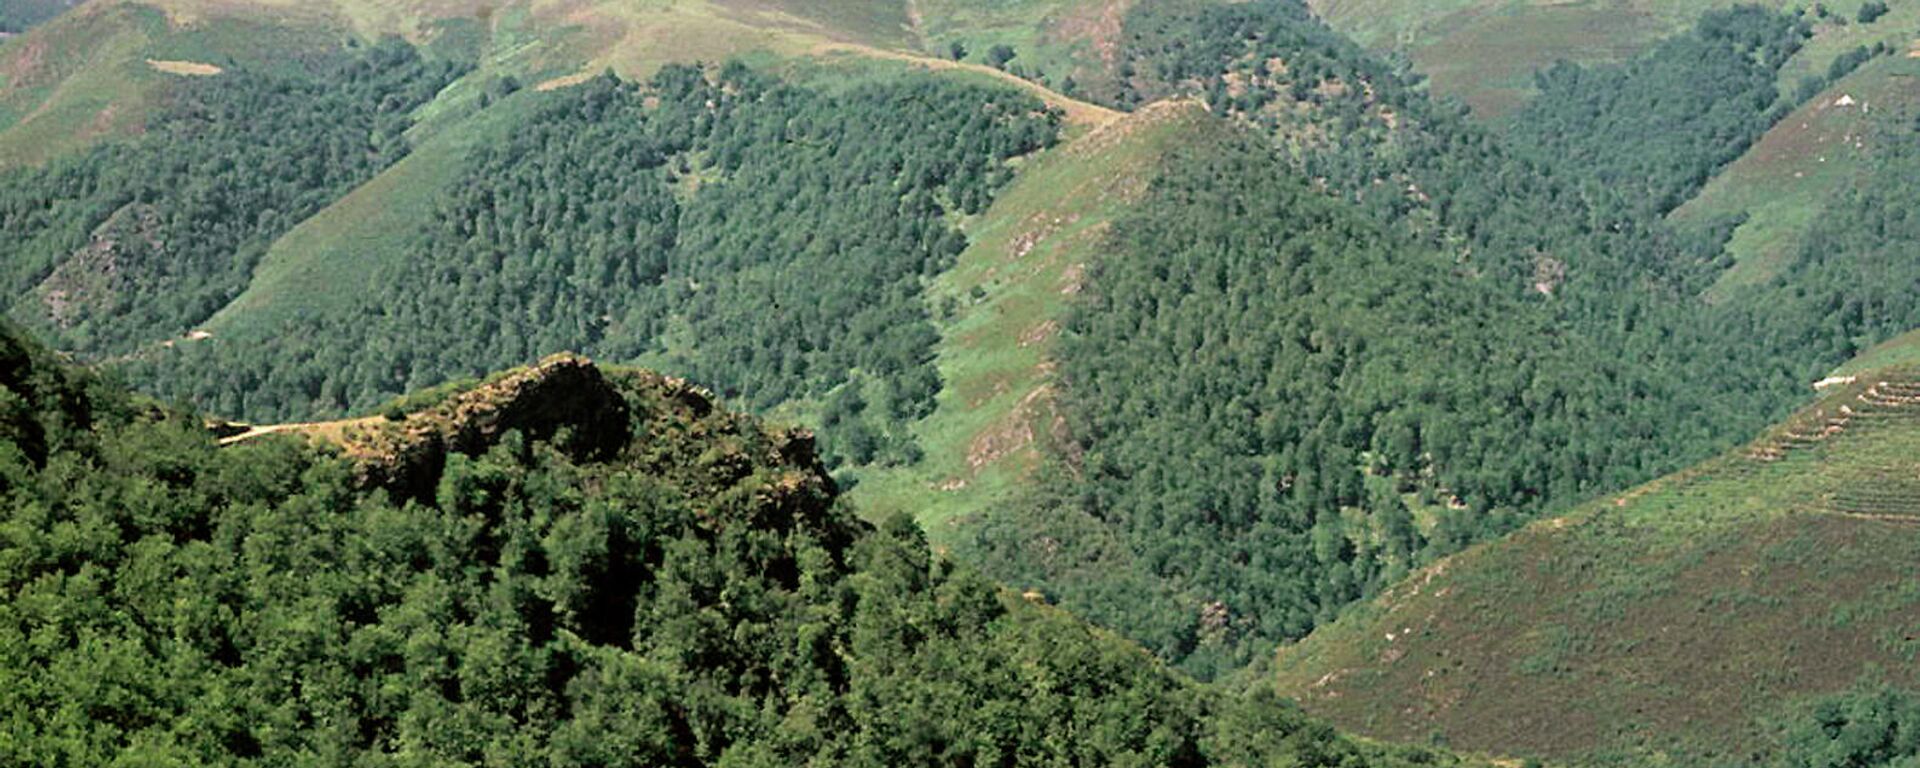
[953,0,1849,679]
[126,64,1057,470]
[0,38,466,354]
[0,0,77,34]
[1505,7,1808,217]
[0,321,1473,766]
[1767,683,1920,767]
[1726,109,1920,365]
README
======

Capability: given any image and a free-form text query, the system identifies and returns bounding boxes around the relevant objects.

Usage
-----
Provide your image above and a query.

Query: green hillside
[1307,0,1920,116]
[843,98,1217,540]
[1272,352,1920,763]
[1675,53,1920,300]
[0,0,1119,171]
[0,320,1489,766]
[9,6,1920,757]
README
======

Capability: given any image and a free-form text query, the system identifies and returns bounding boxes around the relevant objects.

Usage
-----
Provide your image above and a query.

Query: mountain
[1306,0,1920,116]
[0,0,1116,170]
[11,0,1914,684]
[9,1,1920,762]
[0,320,1491,765]
[1271,339,1920,763]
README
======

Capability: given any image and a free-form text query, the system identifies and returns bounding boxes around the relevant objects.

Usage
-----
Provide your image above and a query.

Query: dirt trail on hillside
[217,416,381,448]
[146,59,223,76]
[809,41,1123,128]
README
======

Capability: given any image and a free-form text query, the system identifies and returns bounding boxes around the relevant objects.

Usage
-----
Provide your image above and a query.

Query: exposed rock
[354,353,633,497]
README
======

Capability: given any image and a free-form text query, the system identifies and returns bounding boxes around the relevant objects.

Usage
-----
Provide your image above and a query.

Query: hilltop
[0,320,1493,765]
[0,0,1116,169]
[1271,351,1920,763]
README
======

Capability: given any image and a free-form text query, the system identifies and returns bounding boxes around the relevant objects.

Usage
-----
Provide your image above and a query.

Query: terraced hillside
[1271,354,1920,763]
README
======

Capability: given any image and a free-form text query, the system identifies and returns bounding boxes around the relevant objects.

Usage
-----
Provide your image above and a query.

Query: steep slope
[0,2,350,168]
[124,64,1061,438]
[0,0,1117,170]
[1272,352,1920,763]
[0,320,1487,766]
[1308,0,1920,116]
[943,0,1872,682]
[0,38,469,356]
[842,98,1215,539]
[1674,53,1920,300]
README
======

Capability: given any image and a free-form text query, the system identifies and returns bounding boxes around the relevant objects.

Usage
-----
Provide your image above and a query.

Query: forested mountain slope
[1675,52,1920,300]
[0,0,1117,172]
[950,0,1909,680]
[1306,0,1920,116]
[1272,347,1920,765]
[9,0,1920,725]
[0,321,1487,766]
[0,39,466,355]
[843,98,1221,539]
[120,63,1059,440]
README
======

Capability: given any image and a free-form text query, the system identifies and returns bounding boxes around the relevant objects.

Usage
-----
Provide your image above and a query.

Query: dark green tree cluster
[961,0,1859,677]
[0,322,1469,767]
[962,130,1764,678]
[1762,683,1920,767]
[127,65,1057,469]
[0,0,77,34]
[0,38,466,353]
[1724,110,1920,365]
[1505,7,1808,217]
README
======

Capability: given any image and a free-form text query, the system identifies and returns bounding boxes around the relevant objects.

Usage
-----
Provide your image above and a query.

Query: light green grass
[843,100,1215,542]
[913,0,1126,99]
[0,4,165,167]
[204,90,539,333]
[1836,329,1920,377]
[1310,0,1920,117]
[1675,54,1920,301]
[1271,349,1920,762]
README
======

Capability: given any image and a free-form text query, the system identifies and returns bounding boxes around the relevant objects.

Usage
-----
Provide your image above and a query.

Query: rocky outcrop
[357,353,631,497]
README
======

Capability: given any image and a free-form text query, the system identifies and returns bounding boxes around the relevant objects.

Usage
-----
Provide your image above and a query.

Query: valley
[4,0,1920,764]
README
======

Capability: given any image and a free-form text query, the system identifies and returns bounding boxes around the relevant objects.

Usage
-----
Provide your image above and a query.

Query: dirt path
[810,41,1123,129]
[217,416,381,448]
[146,59,222,76]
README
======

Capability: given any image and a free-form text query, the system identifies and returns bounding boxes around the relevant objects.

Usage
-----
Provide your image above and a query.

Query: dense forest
[6,0,1918,708]
[0,321,1471,766]
[1504,7,1807,217]
[0,39,466,354]
[958,0,1905,677]
[125,64,1057,469]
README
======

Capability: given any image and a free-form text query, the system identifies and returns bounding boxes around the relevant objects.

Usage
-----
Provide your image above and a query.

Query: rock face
[362,353,632,497]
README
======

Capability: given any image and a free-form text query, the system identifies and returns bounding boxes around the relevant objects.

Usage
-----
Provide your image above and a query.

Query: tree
[986,44,1016,70]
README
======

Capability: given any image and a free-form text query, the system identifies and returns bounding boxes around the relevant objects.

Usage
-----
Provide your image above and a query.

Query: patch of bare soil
[146,59,223,76]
